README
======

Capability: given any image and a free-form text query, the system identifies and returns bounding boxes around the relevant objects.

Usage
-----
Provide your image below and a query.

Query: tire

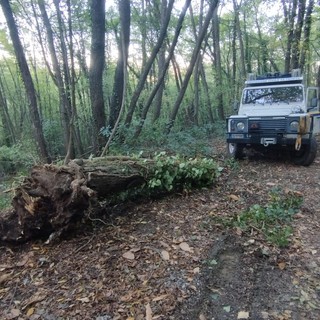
[292,137,318,166]
[227,143,245,160]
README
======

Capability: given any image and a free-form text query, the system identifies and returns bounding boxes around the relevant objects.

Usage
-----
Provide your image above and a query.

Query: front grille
[248,118,286,133]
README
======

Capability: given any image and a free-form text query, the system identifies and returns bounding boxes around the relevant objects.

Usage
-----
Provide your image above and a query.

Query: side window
[307,87,319,112]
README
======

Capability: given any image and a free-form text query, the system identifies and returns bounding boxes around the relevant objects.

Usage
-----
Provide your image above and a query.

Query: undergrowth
[218,188,303,247]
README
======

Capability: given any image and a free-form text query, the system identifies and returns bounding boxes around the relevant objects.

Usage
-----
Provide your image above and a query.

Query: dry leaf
[0,272,12,285]
[193,267,200,274]
[152,294,168,302]
[76,297,90,303]
[278,262,286,270]
[238,311,249,319]
[122,251,135,260]
[179,242,192,252]
[161,250,170,261]
[16,252,33,267]
[22,291,46,310]
[199,314,206,320]
[26,307,35,317]
[229,194,240,201]
[146,303,152,320]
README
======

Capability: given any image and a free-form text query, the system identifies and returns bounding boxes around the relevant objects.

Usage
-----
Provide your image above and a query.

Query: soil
[1,144,320,320]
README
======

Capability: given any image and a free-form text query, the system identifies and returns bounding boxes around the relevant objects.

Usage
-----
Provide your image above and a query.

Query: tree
[109,0,131,130]
[0,0,51,163]
[166,0,220,133]
[89,0,106,152]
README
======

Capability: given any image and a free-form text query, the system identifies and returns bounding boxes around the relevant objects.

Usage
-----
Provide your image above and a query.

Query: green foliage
[147,152,222,192]
[233,189,303,247]
[108,122,224,158]
[0,142,39,176]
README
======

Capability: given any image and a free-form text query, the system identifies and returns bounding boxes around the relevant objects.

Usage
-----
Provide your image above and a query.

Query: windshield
[242,86,303,105]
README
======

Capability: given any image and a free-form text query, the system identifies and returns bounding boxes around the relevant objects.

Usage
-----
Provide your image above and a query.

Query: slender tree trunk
[124,0,175,128]
[233,0,246,79]
[152,0,167,123]
[89,0,106,153]
[282,0,298,73]
[132,0,191,139]
[37,0,71,155]
[0,0,51,163]
[291,0,306,69]
[0,86,15,146]
[212,5,225,120]
[166,0,219,134]
[109,0,131,130]
[299,0,314,73]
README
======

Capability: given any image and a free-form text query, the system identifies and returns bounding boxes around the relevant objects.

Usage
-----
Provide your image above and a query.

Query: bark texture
[0,158,147,243]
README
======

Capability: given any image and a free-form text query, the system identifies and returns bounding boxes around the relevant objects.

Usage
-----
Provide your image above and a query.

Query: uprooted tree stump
[0,157,149,243]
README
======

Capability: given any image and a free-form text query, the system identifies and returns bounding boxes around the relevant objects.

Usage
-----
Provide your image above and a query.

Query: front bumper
[226,132,311,146]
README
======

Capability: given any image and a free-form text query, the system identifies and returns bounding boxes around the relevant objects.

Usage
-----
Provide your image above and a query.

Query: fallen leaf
[238,311,249,319]
[122,251,135,260]
[179,242,192,252]
[0,272,12,285]
[16,252,33,267]
[26,307,35,317]
[22,291,46,310]
[223,305,231,312]
[229,194,240,201]
[199,314,206,320]
[8,309,20,319]
[193,267,200,274]
[278,262,286,270]
[152,294,168,302]
[161,250,170,261]
[76,297,90,303]
[146,303,152,320]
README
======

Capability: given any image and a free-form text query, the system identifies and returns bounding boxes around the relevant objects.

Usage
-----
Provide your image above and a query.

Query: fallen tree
[0,154,220,243]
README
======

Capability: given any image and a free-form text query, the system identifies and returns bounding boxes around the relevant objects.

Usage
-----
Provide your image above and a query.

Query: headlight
[289,120,299,131]
[236,122,245,131]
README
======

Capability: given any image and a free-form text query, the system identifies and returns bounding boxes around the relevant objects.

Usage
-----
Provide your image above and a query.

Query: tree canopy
[0,0,319,162]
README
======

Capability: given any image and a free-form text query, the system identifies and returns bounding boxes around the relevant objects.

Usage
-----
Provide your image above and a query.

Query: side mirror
[311,97,318,108]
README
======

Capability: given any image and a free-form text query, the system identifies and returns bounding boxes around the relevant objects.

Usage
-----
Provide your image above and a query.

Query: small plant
[147,152,222,192]
[233,189,303,247]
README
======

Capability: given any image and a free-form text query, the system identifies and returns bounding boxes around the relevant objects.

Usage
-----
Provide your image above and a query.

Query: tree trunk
[166,0,219,134]
[89,0,107,152]
[37,0,72,156]
[124,0,175,128]
[291,0,306,70]
[132,0,191,139]
[299,0,314,73]
[0,0,51,163]
[212,5,225,120]
[109,0,131,130]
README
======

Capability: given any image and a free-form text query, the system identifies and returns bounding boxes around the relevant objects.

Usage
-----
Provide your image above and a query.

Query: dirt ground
[1,146,320,320]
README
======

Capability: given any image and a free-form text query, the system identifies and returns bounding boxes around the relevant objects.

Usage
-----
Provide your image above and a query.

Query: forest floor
[1,142,320,320]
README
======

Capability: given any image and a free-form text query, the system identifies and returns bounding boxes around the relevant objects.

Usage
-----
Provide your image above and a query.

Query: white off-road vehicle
[226,69,320,166]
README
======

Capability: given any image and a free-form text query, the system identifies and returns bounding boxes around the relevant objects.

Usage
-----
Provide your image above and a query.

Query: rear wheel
[227,143,245,159]
[291,137,317,166]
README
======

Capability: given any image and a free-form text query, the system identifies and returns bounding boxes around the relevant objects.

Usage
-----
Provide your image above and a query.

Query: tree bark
[0,0,51,163]
[89,0,107,152]
[109,0,131,130]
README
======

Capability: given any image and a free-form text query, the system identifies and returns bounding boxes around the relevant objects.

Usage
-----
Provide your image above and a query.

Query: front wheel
[291,137,318,166]
[227,143,245,159]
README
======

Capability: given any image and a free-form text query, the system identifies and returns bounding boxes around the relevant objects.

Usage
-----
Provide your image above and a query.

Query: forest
[0,0,319,166]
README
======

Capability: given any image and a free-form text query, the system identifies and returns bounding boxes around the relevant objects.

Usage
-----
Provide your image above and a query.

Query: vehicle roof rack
[245,69,303,86]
